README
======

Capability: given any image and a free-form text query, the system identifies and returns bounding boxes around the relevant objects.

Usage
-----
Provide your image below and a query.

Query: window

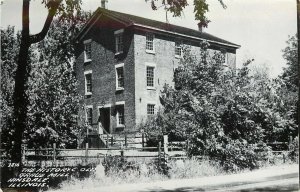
[115,63,124,90]
[147,104,155,115]
[222,52,229,66]
[146,66,154,88]
[115,34,123,53]
[116,103,125,127]
[175,41,182,58]
[86,107,93,125]
[115,29,124,54]
[146,33,154,52]
[84,40,92,62]
[84,70,92,95]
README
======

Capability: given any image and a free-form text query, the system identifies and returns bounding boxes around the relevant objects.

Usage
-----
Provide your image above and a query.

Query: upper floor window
[175,41,182,58]
[115,63,124,90]
[146,33,154,52]
[115,29,124,54]
[84,70,92,95]
[222,52,229,66]
[84,39,92,62]
[147,104,155,115]
[146,66,154,88]
[86,106,93,126]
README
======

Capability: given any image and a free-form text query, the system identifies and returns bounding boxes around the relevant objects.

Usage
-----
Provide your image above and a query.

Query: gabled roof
[76,8,240,49]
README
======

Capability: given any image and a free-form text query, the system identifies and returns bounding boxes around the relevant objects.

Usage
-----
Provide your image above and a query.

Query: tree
[11,0,81,163]
[281,35,298,90]
[144,43,297,171]
[1,12,90,154]
[25,17,88,149]
[148,0,226,27]
[280,34,299,128]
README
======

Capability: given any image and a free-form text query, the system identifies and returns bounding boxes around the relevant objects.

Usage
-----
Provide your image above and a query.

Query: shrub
[288,136,299,163]
[168,158,223,179]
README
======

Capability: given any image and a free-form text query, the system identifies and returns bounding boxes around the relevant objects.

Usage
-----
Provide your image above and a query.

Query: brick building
[74,8,240,147]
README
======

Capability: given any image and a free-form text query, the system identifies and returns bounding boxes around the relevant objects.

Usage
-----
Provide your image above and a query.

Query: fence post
[163,135,168,155]
[186,139,190,154]
[158,141,161,168]
[106,135,109,148]
[85,142,89,163]
[289,136,293,151]
[142,133,145,148]
[53,143,56,165]
[22,144,26,164]
[111,136,113,146]
[125,134,127,147]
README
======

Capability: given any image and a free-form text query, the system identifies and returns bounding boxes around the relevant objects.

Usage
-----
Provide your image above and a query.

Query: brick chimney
[197,23,203,33]
[101,0,107,8]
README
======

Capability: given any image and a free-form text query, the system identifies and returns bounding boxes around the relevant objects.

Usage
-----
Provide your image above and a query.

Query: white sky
[0,0,297,77]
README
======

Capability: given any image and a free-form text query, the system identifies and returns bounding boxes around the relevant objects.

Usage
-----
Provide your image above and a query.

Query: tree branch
[30,0,62,44]
[22,0,30,38]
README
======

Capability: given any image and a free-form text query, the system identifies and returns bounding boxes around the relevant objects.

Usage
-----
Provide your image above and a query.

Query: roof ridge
[77,7,240,48]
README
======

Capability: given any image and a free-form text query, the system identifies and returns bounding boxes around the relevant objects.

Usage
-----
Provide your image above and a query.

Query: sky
[0,0,297,77]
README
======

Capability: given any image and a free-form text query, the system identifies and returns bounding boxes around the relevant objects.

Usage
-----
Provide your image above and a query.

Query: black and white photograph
[0,0,299,191]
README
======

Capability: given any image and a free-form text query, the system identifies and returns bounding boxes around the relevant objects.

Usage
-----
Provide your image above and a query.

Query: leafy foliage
[1,13,90,152]
[143,42,297,171]
[147,0,225,27]
[281,35,298,90]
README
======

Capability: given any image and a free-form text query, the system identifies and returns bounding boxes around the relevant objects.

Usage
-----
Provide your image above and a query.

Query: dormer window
[84,39,92,62]
[115,29,124,55]
[175,41,182,58]
[146,33,155,53]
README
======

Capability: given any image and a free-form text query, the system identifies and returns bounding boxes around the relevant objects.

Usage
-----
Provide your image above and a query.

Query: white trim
[115,32,124,55]
[84,70,92,75]
[175,41,183,59]
[115,63,124,68]
[115,102,125,127]
[114,28,124,34]
[98,104,112,110]
[147,103,156,115]
[146,63,156,90]
[145,62,156,67]
[85,105,93,125]
[83,39,92,44]
[86,105,93,109]
[84,40,92,63]
[116,101,125,105]
[146,33,155,53]
[115,63,124,90]
[84,70,93,95]
[134,23,240,49]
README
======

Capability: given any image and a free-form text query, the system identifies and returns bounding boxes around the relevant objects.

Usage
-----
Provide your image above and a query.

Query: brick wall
[133,30,236,127]
[74,17,136,134]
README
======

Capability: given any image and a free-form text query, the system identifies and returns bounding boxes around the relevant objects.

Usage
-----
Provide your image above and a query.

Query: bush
[168,158,223,179]
[288,136,299,163]
[209,140,272,172]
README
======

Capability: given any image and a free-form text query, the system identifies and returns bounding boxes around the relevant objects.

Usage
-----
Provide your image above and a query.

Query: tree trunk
[10,0,31,164]
[10,38,31,163]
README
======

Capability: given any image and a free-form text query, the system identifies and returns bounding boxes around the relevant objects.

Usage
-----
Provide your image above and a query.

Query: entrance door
[99,107,110,134]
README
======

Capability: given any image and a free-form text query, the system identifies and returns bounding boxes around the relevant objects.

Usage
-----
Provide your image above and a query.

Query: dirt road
[50,164,299,192]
